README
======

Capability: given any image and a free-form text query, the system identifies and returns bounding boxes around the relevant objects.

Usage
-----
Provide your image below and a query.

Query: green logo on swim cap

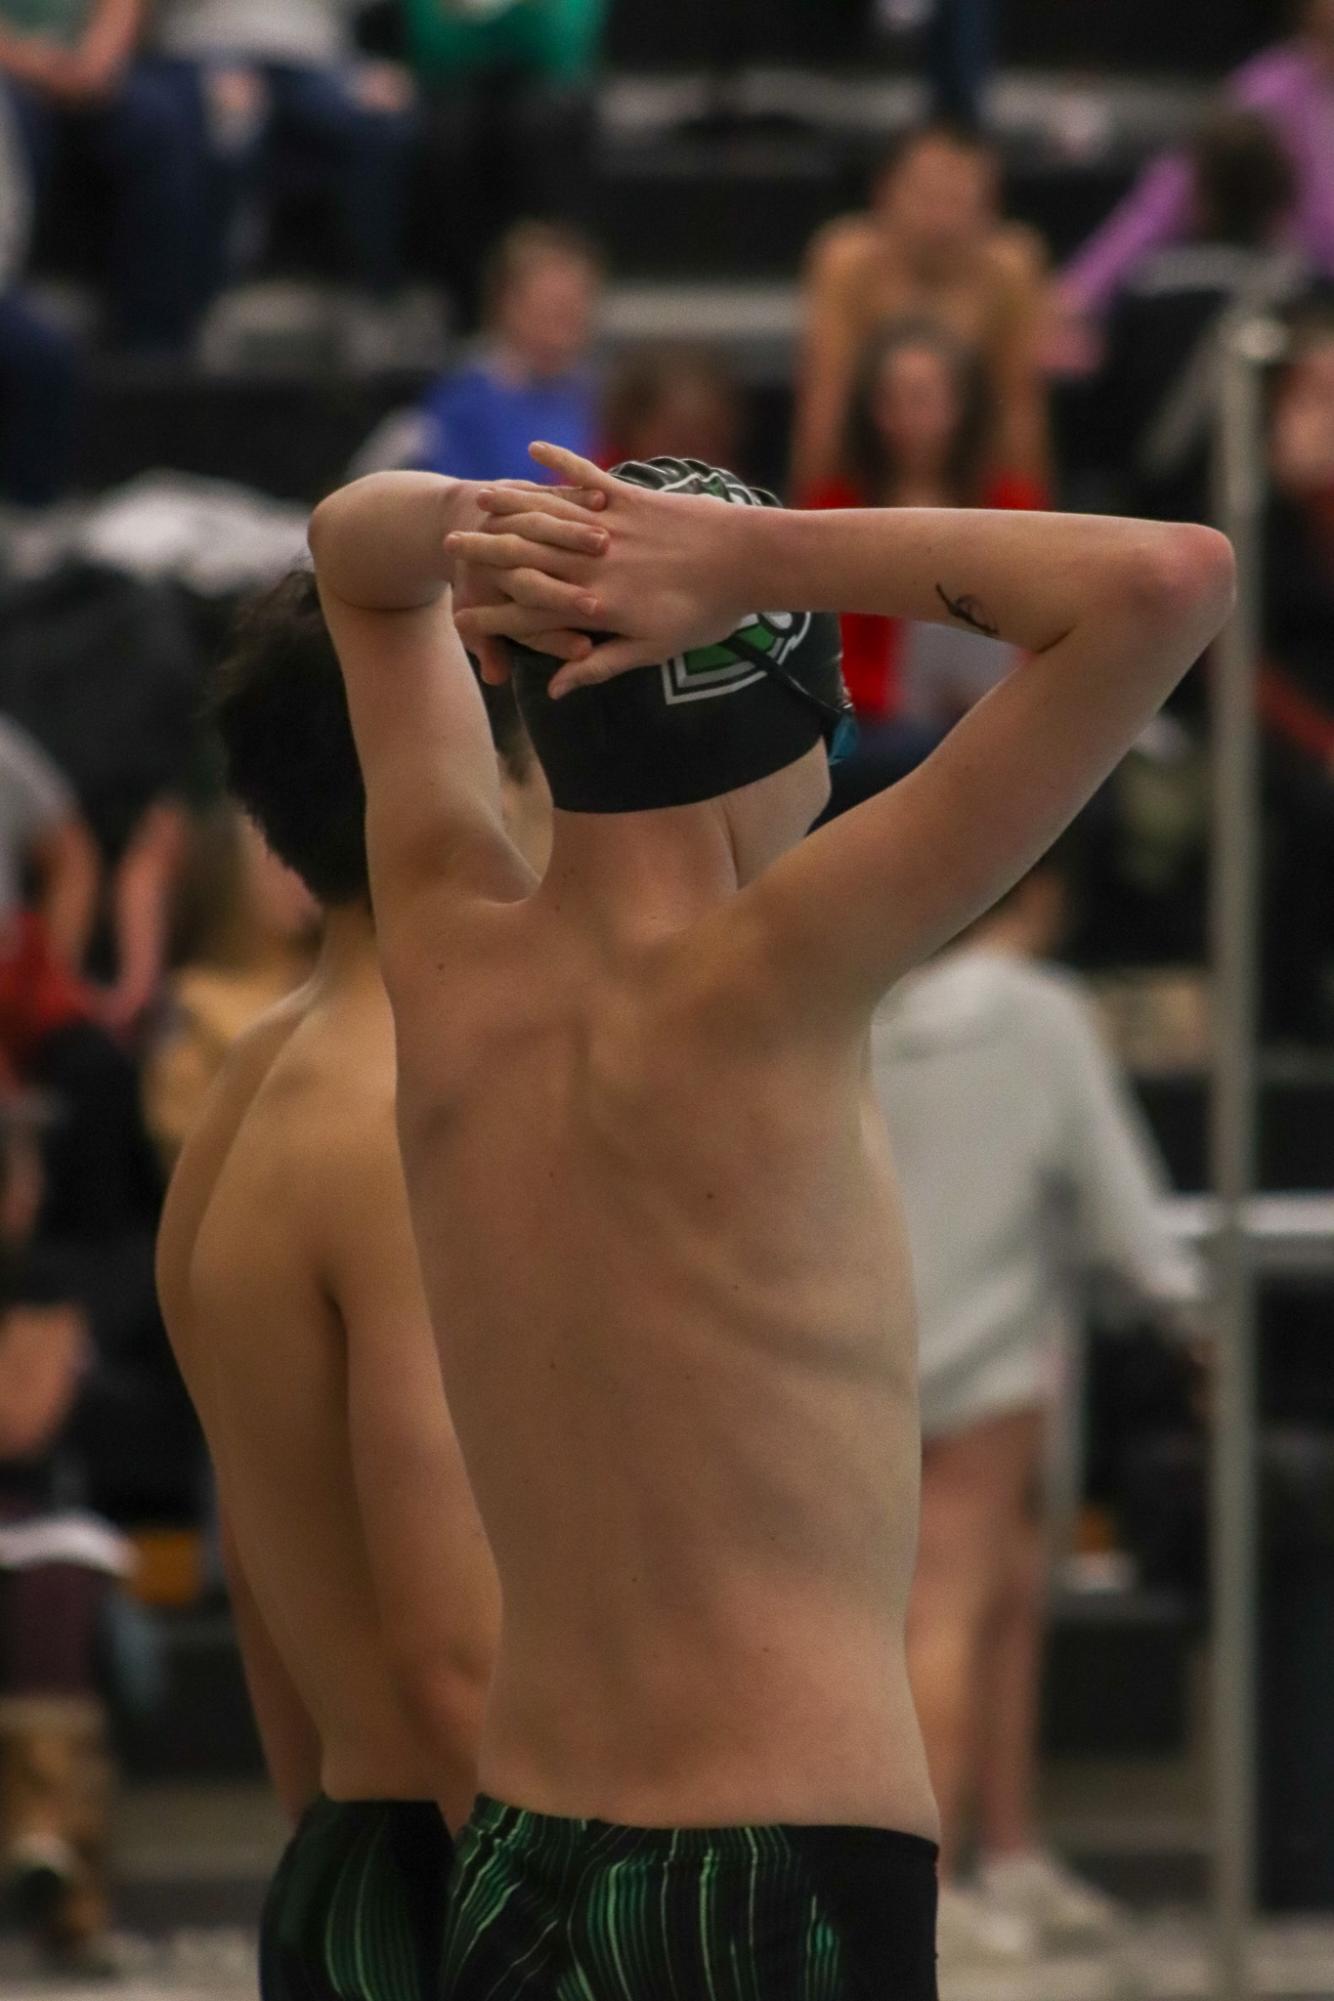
[611,456,777,512]
[607,461,814,710]
[664,612,814,708]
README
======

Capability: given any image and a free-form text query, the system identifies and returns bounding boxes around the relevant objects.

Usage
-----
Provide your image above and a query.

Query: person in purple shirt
[416,220,603,484]
[1062,0,1334,319]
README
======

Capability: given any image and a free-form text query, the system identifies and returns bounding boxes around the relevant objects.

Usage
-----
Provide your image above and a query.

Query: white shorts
[919,1339,1052,1443]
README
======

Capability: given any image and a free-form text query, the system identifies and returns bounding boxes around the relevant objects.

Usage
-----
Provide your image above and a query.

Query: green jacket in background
[401,0,606,85]
[0,0,89,47]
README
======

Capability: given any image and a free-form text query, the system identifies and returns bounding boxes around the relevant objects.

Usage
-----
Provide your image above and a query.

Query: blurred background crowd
[1,0,1334,1987]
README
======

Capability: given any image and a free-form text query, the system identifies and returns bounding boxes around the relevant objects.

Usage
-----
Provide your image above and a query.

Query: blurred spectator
[603,345,743,471]
[0,0,204,351]
[91,797,191,1041]
[404,0,605,324]
[1256,316,1334,1037]
[0,566,202,1045]
[0,717,160,1240]
[1096,111,1306,522]
[0,715,99,986]
[872,843,1205,1968]
[145,809,317,1166]
[0,1102,125,1976]
[1062,0,1334,327]
[152,0,416,311]
[0,94,79,506]
[414,220,602,482]
[0,79,77,512]
[793,124,1049,494]
[0,292,78,505]
[804,318,1042,729]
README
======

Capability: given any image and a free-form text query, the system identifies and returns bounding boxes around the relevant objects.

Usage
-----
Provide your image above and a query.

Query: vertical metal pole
[1208,315,1280,2001]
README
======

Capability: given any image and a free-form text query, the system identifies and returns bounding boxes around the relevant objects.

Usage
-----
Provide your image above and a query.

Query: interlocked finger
[479,485,608,523]
[501,567,601,617]
[456,601,600,644]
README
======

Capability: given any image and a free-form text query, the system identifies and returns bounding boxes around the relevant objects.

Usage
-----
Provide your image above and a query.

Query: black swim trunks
[261,1795,452,2001]
[439,1793,938,1998]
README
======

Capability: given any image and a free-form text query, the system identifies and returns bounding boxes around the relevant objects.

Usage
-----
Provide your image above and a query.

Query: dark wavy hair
[212,569,369,907]
[842,318,993,503]
[214,564,532,908]
[213,568,531,907]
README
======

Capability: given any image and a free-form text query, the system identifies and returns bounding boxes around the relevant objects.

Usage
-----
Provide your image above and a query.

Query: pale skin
[156,480,559,1827]
[312,457,1231,1835]
[156,883,503,1827]
[912,1406,1046,1877]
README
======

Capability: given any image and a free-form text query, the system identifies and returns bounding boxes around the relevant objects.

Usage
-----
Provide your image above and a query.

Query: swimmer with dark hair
[308,452,1233,1998]
[156,525,552,2001]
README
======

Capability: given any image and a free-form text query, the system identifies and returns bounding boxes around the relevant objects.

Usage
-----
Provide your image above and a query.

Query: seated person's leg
[0,292,80,505]
[82,62,206,351]
[268,64,415,297]
[0,1555,115,1958]
[2,79,58,205]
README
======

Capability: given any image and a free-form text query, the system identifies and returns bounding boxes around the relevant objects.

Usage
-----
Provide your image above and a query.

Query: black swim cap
[507,458,848,815]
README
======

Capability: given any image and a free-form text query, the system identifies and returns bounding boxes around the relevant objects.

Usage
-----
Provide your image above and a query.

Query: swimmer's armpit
[934,584,1001,639]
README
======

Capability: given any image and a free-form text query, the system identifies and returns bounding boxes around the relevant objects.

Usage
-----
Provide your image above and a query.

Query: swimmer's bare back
[312,463,1234,1838]
[156,949,497,1821]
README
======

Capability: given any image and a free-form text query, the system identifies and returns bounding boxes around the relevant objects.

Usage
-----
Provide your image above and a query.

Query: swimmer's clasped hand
[450,443,752,696]
[448,474,610,682]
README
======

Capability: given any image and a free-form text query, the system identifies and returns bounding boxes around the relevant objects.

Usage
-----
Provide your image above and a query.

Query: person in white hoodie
[872,838,1206,1968]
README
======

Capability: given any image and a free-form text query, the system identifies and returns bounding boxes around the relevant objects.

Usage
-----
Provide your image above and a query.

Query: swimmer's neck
[310,899,383,993]
[536,802,741,942]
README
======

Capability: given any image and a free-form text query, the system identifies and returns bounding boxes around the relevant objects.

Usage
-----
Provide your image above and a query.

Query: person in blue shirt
[415,220,602,484]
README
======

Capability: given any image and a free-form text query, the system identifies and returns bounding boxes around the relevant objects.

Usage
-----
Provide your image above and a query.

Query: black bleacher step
[122,1611,265,1785]
[593,134,852,281]
[1136,1062,1334,1195]
[606,0,870,71]
[76,365,429,505]
[604,0,1270,74]
[1042,1588,1193,1758]
[592,133,1136,278]
[1001,0,1267,74]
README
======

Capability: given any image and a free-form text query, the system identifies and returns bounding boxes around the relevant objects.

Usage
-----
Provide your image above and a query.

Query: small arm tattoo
[935,583,1000,639]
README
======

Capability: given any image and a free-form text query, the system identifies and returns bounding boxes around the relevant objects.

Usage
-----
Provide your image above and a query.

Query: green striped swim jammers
[439,1793,938,1998]
[261,1796,452,2001]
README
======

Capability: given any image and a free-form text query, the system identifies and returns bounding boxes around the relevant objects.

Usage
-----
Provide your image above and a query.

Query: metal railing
[1207,310,1294,2001]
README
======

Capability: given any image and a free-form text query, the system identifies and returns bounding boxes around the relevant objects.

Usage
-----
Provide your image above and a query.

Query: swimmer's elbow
[391,1643,490,1754]
[1110,524,1236,646]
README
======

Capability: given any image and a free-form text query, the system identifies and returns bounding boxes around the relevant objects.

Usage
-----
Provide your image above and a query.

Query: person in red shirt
[803,316,1044,727]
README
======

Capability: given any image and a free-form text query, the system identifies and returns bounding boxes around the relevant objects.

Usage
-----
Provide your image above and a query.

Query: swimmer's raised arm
[734,504,1234,1015]
[452,445,1234,1016]
[309,473,604,938]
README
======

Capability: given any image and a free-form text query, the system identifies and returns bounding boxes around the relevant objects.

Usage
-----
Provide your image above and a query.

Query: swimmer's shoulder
[804,213,882,291]
[286,992,403,1214]
[156,988,312,1360]
[986,222,1048,302]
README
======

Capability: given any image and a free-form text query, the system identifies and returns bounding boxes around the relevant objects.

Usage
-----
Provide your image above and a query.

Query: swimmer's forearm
[310,473,481,611]
[728,504,1234,662]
